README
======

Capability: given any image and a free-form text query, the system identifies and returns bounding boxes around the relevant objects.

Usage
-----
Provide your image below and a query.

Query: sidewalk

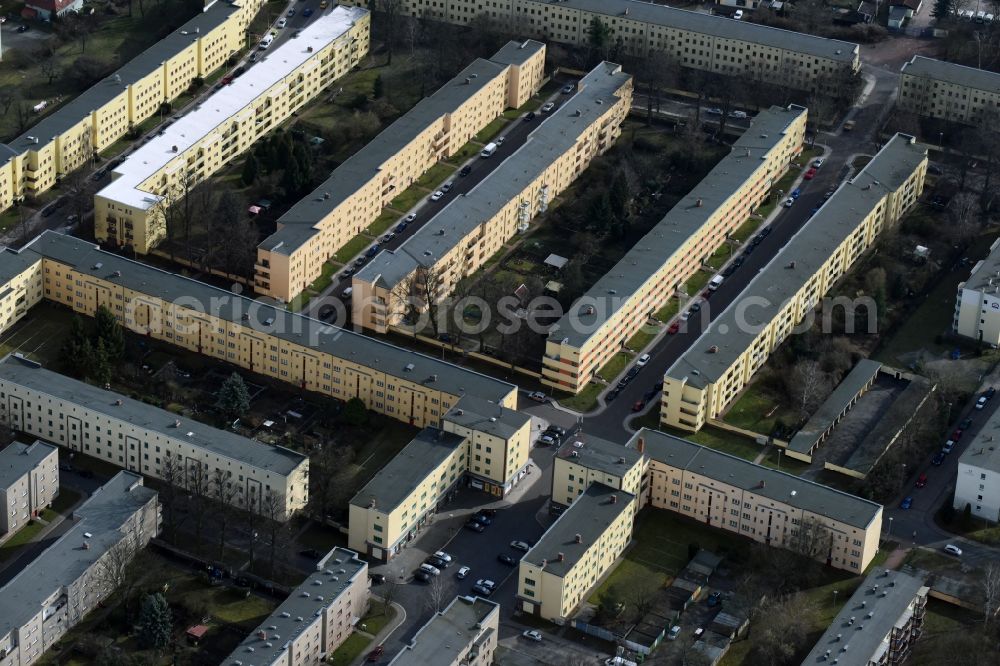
[349,598,407,665]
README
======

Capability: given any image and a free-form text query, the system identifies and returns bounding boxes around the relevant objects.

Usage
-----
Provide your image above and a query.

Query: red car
[367,645,384,662]
[803,168,817,180]
[632,400,646,412]
[951,428,963,441]
[915,473,928,488]
[667,322,681,334]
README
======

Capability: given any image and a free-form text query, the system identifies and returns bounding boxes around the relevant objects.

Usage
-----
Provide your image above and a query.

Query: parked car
[546,425,567,438]
[636,353,651,367]
[524,111,536,121]
[783,198,795,208]
[843,119,855,131]
[522,630,543,642]
[915,472,928,488]
[942,440,955,454]
[477,508,498,518]
[729,110,747,119]
[632,399,646,412]
[369,573,385,584]
[287,8,296,15]
[456,566,471,579]
[706,107,723,115]
[419,563,440,576]
[465,521,486,533]
[381,233,394,243]
[430,190,444,201]
[607,387,621,401]
[960,418,973,430]
[541,102,555,113]
[707,591,723,607]
[667,626,681,641]
[931,452,946,466]
[459,164,472,177]
[434,551,452,562]
[303,7,313,16]
[944,544,963,556]
[414,570,431,582]
[561,84,575,94]
[527,391,549,403]
[441,182,453,193]
[367,645,384,662]
[791,188,802,199]
[667,322,681,334]
[498,553,517,566]
[900,496,913,510]
[276,17,287,28]
[426,556,449,569]
[476,579,496,591]
[977,396,989,410]
[537,434,556,446]
[812,158,824,168]
[803,168,817,180]
[473,513,493,526]
[986,386,997,399]
[510,540,531,552]
[472,583,492,596]
[952,428,964,440]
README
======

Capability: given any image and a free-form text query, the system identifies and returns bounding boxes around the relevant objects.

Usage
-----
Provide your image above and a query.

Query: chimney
[557,552,564,561]
[610,495,617,504]
[574,533,582,543]
[696,198,703,207]
[368,498,376,509]
[637,437,645,454]
[540,558,547,568]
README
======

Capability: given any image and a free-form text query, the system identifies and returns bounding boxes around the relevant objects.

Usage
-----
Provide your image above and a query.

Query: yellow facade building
[389,595,500,666]
[516,482,635,623]
[0,353,309,520]
[550,432,645,509]
[0,231,518,433]
[660,133,927,432]
[348,396,530,561]
[352,60,632,332]
[343,0,860,91]
[254,40,546,303]
[898,56,1000,126]
[95,7,371,254]
[543,105,807,394]
[0,0,264,215]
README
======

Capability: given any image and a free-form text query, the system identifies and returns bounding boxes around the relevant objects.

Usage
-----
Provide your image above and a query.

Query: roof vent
[113,270,121,277]
[489,417,497,422]
[454,409,464,416]
[557,552,564,561]
[404,363,414,371]
[93,262,103,270]
[696,198,703,207]
[574,533,582,543]
[610,495,617,504]
[618,456,626,464]
[114,399,123,406]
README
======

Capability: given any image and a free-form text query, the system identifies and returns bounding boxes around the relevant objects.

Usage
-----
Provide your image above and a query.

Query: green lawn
[296,522,348,553]
[360,601,397,635]
[658,424,763,461]
[389,186,428,214]
[557,382,604,414]
[873,266,964,366]
[626,325,660,352]
[909,601,981,666]
[0,519,48,561]
[965,524,1000,546]
[415,162,457,190]
[759,447,812,475]
[327,632,372,666]
[597,351,632,382]
[655,297,681,323]
[722,381,795,435]
[444,142,481,166]
[367,209,401,236]
[686,269,711,294]
[474,116,509,143]
[306,263,336,294]
[730,217,763,244]
[333,234,376,264]
[705,244,735,270]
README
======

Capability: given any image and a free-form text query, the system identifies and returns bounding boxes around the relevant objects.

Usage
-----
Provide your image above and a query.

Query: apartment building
[0,441,58,542]
[550,431,645,509]
[543,105,807,394]
[661,133,928,431]
[516,482,635,623]
[223,548,368,666]
[0,0,264,214]
[0,354,308,520]
[0,471,159,666]
[345,0,859,91]
[254,40,546,302]
[955,404,1000,522]
[348,399,530,562]
[353,61,633,332]
[954,236,1000,346]
[95,7,371,254]
[632,428,883,572]
[348,427,468,561]
[898,55,1000,126]
[802,569,928,666]
[0,231,517,430]
[389,595,500,666]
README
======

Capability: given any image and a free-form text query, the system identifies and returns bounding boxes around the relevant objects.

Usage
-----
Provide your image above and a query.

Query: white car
[456,566,471,579]
[510,540,531,552]
[276,17,287,28]
[522,630,543,642]
[405,213,417,222]
[434,551,453,563]
[733,9,744,19]
[475,578,496,590]
[944,544,963,556]
[977,396,988,410]
[729,110,747,119]
[636,353,651,367]
[419,563,440,576]
[496,136,506,145]
[541,102,555,113]
[812,158,824,168]
[783,198,795,208]
[430,191,444,201]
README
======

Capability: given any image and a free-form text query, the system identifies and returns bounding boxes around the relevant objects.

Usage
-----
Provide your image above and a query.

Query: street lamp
[887,516,893,539]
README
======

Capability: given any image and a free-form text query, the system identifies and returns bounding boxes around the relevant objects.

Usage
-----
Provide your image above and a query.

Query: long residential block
[898,55,1000,126]
[0,441,59,542]
[352,60,633,332]
[223,548,369,666]
[389,595,500,666]
[0,353,309,520]
[955,402,1000,523]
[254,40,546,303]
[516,482,636,623]
[0,0,264,214]
[0,231,517,430]
[543,105,807,394]
[0,471,159,666]
[344,0,859,91]
[95,7,371,254]
[661,133,927,432]
[954,236,1000,347]
[349,397,530,561]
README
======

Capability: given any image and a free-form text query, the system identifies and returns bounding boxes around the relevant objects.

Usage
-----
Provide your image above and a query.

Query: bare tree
[787,517,833,561]
[186,461,210,555]
[211,468,242,562]
[160,451,185,542]
[425,574,448,613]
[371,0,404,65]
[261,489,289,577]
[41,58,60,85]
[92,526,147,624]
[746,593,818,666]
[789,360,829,421]
[982,561,1000,625]
[380,577,400,612]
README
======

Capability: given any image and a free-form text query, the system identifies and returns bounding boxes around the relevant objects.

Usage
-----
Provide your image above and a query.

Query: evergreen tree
[94,304,124,362]
[91,338,113,386]
[137,592,172,650]
[587,17,611,53]
[932,0,954,19]
[216,372,251,420]
[292,143,313,186]
[241,153,259,186]
[373,73,384,99]
[587,193,614,234]
[61,316,90,377]
[341,397,368,427]
[609,172,630,219]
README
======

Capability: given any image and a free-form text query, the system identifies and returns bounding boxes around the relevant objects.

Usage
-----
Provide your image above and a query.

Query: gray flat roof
[901,55,1000,93]
[523,482,634,578]
[631,428,882,529]
[841,375,932,475]
[528,0,859,62]
[962,236,1000,294]
[0,440,57,489]
[261,40,545,255]
[355,61,631,289]
[20,232,515,404]
[959,391,1000,474]
[349,427,466,513]
[802,569,927,665]
[0,353,306,477]
[0,245,42,287]
[788,359,882,455]
[666,133,927,389]
[0,471,156,639]
[548,105,806,347]
[444,394,530,440]
[554,430,644,478]
[1,1,239,163]
[224,548,367,666]
[389,595,499,666]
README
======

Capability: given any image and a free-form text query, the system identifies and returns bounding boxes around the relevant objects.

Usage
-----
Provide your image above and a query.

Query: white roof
[98,6,365,210]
